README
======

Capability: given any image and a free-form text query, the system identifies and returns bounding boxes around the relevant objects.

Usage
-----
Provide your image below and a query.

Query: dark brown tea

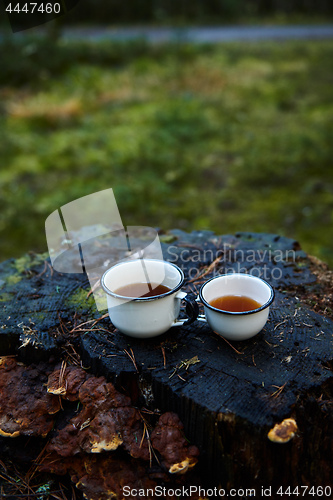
[209,295,262,312]
[114,282,171,298]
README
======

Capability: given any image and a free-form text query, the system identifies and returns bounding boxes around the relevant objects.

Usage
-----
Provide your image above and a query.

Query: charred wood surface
[0,230,332,490]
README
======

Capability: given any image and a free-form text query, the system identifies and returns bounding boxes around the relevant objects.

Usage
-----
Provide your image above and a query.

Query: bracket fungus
[1,360,200,499]
[0,357,60,438]
[41,368,201,497]
[46,370,151,460]
[267,418,298,443]
[47,364,87,400]
[151,412,199,474]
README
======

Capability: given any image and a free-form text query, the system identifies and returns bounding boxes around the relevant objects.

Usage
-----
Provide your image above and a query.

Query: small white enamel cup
[199,273,274,341]
[101,259,198,338]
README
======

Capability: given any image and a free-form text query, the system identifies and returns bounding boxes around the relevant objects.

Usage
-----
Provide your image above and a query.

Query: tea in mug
[114,282,171,298]
[209,294,262,312]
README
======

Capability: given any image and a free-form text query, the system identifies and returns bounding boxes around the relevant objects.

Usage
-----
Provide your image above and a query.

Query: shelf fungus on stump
[39,453,165,500]
[42,366,201,499]
[267,418,298,443]
[46,368,151,460]
[0,357,60,438]
[1,361,200,499]
[151,412,199,474]
[47,364,88,400]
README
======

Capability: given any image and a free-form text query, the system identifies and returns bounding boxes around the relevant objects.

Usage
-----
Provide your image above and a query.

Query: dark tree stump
[0,230,332,492]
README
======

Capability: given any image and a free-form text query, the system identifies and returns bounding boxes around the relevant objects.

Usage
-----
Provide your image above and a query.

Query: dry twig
[124,348,139,373]
[215,334,243,355]
[138,412,160,468]
[161,347,166,369]
[189,255,224,283]
[270,382,287,398]
[169,355,200,379]
[86,279,101,299]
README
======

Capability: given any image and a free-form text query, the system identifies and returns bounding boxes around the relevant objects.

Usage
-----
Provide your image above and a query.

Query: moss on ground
[0,37,332,266]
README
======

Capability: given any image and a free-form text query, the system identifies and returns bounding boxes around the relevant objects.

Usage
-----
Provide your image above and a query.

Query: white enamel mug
[101,259,198,338]
[199,273,274,341]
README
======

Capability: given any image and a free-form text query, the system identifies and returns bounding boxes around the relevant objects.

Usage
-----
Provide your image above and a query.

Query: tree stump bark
[0,230,332,493]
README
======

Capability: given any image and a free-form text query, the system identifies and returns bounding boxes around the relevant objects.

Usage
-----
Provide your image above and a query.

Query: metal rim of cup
[199,273,275,316]
[101,259,185,302]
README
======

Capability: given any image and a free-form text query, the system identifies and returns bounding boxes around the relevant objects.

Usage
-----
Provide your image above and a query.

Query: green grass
[0,37,333,266]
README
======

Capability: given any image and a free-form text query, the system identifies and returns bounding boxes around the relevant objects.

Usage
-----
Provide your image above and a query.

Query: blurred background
[0,0,333,266]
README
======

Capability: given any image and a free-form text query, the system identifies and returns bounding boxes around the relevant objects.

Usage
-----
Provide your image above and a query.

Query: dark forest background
[3,0,333,29]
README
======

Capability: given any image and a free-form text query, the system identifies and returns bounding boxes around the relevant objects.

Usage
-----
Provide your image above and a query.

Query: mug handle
[173,291,199,327]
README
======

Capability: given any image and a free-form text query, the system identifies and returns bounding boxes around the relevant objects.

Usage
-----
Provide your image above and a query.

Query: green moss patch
[66,287,97,313]
[1,38,333,267]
